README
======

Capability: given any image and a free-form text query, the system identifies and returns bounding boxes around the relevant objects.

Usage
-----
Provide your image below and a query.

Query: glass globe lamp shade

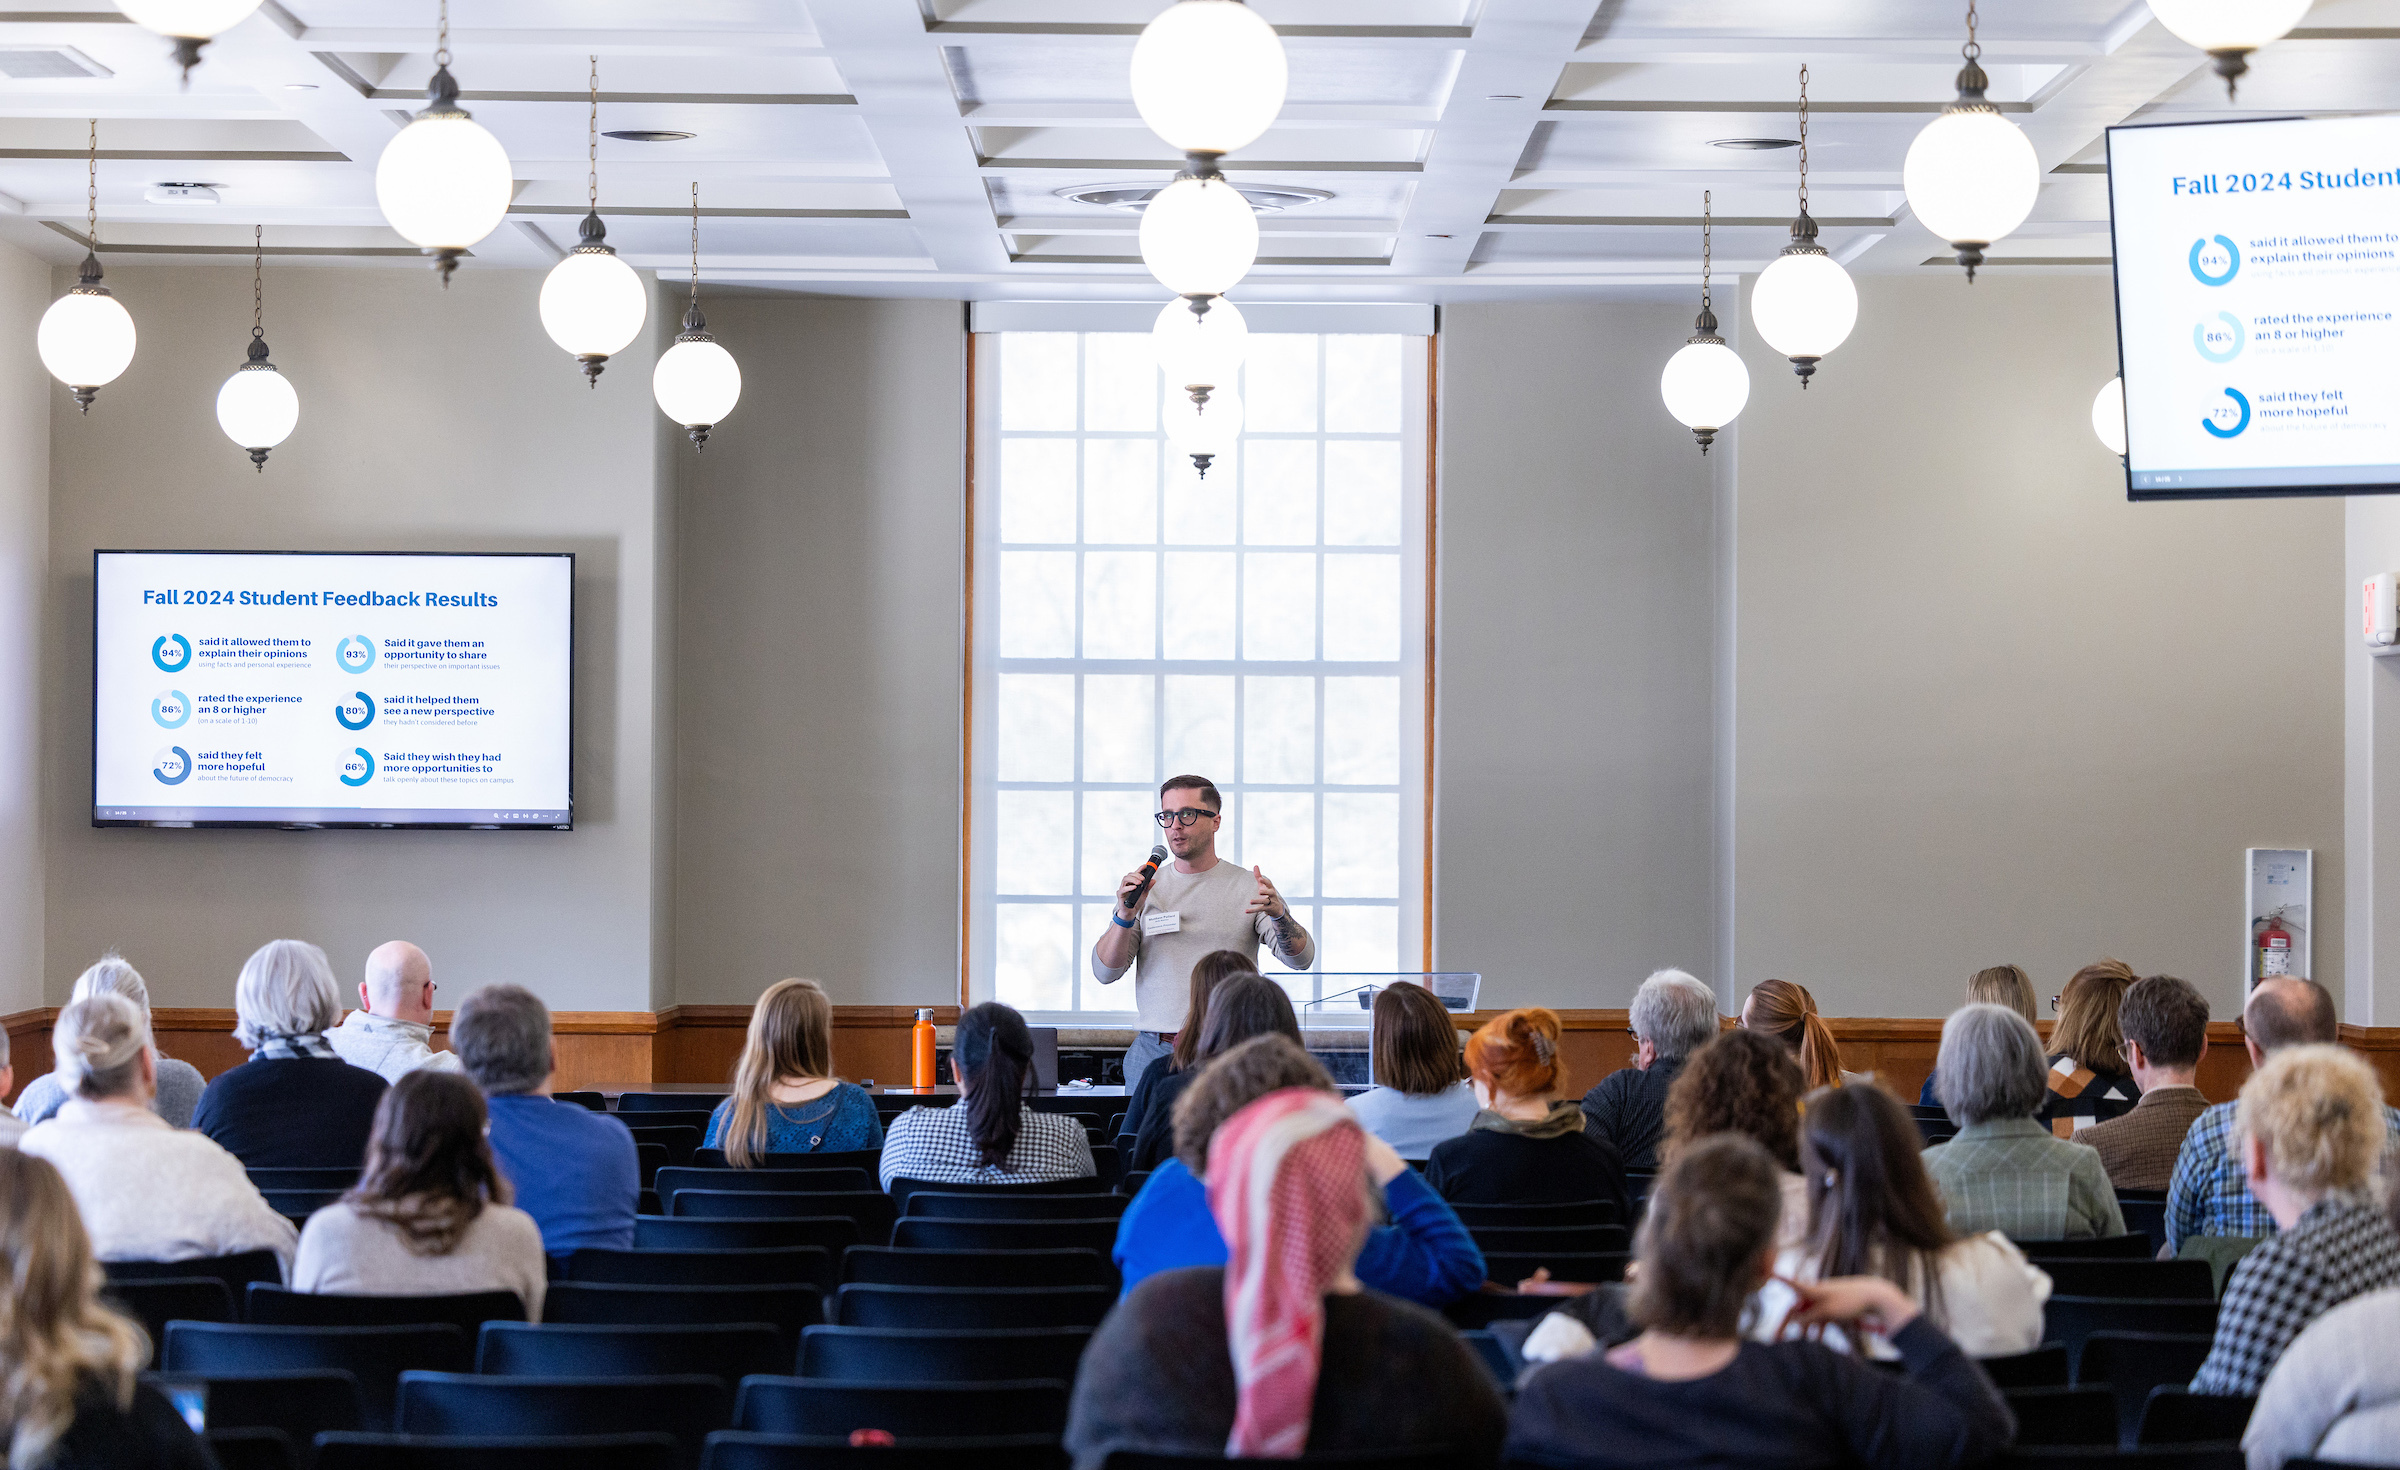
[37,288,135,395]
[1660,340,1751,436]
[2147,0,2310,53]
[376,113,513,251]
[1139,176,1259,297]
[1129,0,1289,156]
[1152,296,1249,401]
[217,363,297,461]
[540,248,648,380]
[1903,108,2040,264]
[114,0,263,38]
[2092,377,2127,457]
[654,338,742,429]
[1751,250,1858,364]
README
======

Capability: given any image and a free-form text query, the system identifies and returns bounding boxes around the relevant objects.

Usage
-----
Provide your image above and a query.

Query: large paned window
[968,330,1428,1019]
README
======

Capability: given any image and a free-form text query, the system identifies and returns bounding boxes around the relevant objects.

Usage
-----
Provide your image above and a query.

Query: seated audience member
[326,940,464,1083]
[881,1001,1095,1188]
[0,1024,23,1147]
[450,983,637,1254]
[2038,960,2141,1135]
[1347,980,1478,1160]
[1425,1008,1629,1215]
[0,1150,215,1470]
[1923,1004,2124,1241]
[21,995,295,1268]
[1758,1085,2049,1358]
[1503,1135,2015,1470]
[2190,1044,2400,1398]
[1660,1029,1811,1249]
[14,954,207,1128]
[1741,978,1853,1090]
[1919,965,2039,1108]
[2242,1172,2400,1470]
[2167,975,2400,1253]
[192,940,388,1169]
[1579,968,1718,1172]
[292,1070,547,1317]
[2075,974,2211,1191]
[704,978,882,1162]
[1126,975,1302,1173]
[1117,1035,1483,1306]
[1067,1087,1506,1470]
[1119,949,1252,1145]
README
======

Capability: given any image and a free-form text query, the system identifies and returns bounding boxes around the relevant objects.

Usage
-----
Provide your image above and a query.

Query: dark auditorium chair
[1088,1145,1121,1188]
[142,1368,367,1460]
[397,1372,731,1470]
[1098,1452,1460,1469]
[2137,1389,2255,1447]
[262,1190,346,1223]
[691,1150,881,1173]
[162,1322,470,1430]
[541,1282,823,1352]
[475,1322,785,1384]
[206,1426,300,1470]
[1980,1345,2072,1389]
[899,1191,1126,1222]
[883,1176,1110,1213]
[658,1167,874,1201]
[1441,1294,1556,1331]
[670,1180,874,1212]
[1996,1451,2244,1470]
[2019,1235,2159,1261]
[553,1092,608,1111]
[105,1276,236,1358]
[833,1284,1115,1330]
[1477,1251,1626,1286]
[1459,1329,1517,1388]
[2079,1332,2219,1448]
[1116,1171,1150,1198]
[616,1094,730,1113]
[2118,1198,2171,1256]
[698,1432,1068,1470]
[2049,1300,2221,1379]
[731,1378,1070,1439]
[559,1247,838,1294]
[628,1126,706,1168]
[637,1143,668,1189]
[1445,1200,1619,1229]
[888,1217,1119,1256]
[108,1250,283,1302]
[633,1215,861,1253]
[1463,1224,1629,1258]
[247,1168,363,1193]
[312,1431,677,1470]
[2004,1387,2119,1447]
[2038,1261,2214,1302]
[837,1247,1112,1291]
[622,1111,719,1134]
[245,1286,526,1335]
[798,1325,1092,1385]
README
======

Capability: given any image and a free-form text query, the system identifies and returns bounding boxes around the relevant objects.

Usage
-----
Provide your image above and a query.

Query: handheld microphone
[1126,845,1169,910]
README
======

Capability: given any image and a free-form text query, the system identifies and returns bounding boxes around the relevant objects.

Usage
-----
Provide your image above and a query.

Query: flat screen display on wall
[93,550,573,829]
[2108,114,2400,499]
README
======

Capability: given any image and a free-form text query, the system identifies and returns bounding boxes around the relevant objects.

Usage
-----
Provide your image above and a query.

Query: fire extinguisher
[2256,914,2293,983]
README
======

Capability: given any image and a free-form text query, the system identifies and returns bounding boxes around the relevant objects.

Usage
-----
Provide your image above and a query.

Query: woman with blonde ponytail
[0,1149,211,1470]
[1742,978,1855,1090]
[1424,1007,1630,1214]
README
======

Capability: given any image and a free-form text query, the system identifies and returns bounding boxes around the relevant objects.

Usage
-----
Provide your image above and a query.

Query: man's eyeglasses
[1156,807,1219,829]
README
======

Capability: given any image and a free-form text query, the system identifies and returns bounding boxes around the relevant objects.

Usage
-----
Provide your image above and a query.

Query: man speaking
[1092,774,1315,1090]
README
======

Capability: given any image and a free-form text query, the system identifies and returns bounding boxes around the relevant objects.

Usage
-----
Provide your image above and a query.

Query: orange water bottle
[910,1008,937,1090]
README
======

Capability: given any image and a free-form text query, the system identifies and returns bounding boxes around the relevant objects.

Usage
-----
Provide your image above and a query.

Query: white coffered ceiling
[0,0,2394,301]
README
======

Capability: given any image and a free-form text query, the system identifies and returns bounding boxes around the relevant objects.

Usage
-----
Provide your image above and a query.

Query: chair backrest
[2038,1260,2214,1301]
[2117,1199,2170,1256]
[143,1367,368,1447]
[698,1432,1068,1470]
[2046,1300,2221,1378]
[2137,1388,2255,1447]
[689,1151,882,1173]
[1116,1171,1150,1199]
[886,1218,1119,1255]
[836,1247,1112,1290]
[1458,1329,1515,1388]
[1477,1252,1627,1287]
[312,1432,679,1470]
[553,1092,609,1111]
[540,1283,823,1351]
[246,1286,527,1335]
[204,1426,299,1470]
[397,1372,732,1470]
[107,1250,284,1300]
[730,1378,1070,1438]
[634,1215,862,1253]
[560,1247,837,1294]
[1097,1451,1463,1469]
[2002,1387,2118,1447]
[1978,1345,2071,1389]
[247,1168,363,1192]
[106,1277,236,1358]
[669,1193,875,1224]
[882,1175,1107,1211]
[796,1325,1092,1384]
[261,1190,347,1223]
[899,1191,1127,1222]
[626,1127,706,1168]
[476,1322,787,1385]
[1439,1294,1555,1332]
[616,1094,730,1113]
[2077,1331,2220,1447]
[832,1285,1116,1330]
[1462,1224,1630,1257]
[669,1179,874,1213]
[2018,1235,2158,1261]
[637,1143,668,1188]
[161,1323,470,1430]
[1444,1200,1620,1229]
[658,1167,873,1200]
[1994,1451,2245,1470]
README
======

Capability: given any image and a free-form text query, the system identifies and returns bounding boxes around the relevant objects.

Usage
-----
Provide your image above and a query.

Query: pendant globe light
[1750,65,1857,388]
[2148,0,2312,99]
[1129,1,1288,157]
[112,0,265,82]
[653,184,741,453]
[374,0,513,287]
[216,225,298,471]
[1139,164,1259,299]
[539,56,646,385]
[1904,1,2040,281]
[1164,387,1242,479]
[2092,377,2127,458]
[37,122,136,414]
[1152,295,1248,409]
[1659,192,1750,455]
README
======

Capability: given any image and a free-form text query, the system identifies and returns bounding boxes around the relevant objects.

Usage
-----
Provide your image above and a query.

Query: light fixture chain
[1796,64,1810,214]
[1700,189,1712,312]
[587,55,599,213]
[86,118,96,248]
[1964,0,1980,62]
[252,224,263,338]
[435,0,450,69]
[690,181,700,304]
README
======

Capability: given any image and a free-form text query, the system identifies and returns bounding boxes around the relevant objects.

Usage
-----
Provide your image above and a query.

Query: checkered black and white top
[877,1103,1096,1189]
[2189,1198,2400,1398]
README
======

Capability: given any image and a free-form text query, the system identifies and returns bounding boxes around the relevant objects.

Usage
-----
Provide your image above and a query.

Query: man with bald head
[326,941,465,1083]
[2164,975,2399,1253]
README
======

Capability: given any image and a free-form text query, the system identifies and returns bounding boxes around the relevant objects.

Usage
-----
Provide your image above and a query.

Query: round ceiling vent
[1053,181,1333,212]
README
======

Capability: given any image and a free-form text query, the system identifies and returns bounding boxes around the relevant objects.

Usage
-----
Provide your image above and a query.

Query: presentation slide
[2108,115,2400,497]
[93,551,573,829]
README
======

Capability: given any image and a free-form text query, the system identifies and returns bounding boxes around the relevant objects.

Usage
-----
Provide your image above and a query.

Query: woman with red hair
[1424,1008,1629,1214]
[1065,1087,1505,1468]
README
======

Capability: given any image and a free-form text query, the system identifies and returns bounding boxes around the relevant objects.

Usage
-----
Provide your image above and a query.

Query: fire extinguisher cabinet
[2244,848,2312,995]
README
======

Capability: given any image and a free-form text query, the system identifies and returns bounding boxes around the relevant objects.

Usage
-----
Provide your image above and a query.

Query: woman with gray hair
[1579,968,1719,1172]
[12,953,208,1128]
[20,993,295,1268]
[1920,1003,2125,1241]
[191,939,388,1170]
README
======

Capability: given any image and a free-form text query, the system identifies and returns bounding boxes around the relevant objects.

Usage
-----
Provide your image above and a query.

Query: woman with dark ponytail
[878,1002,1096,1190]
[1741,978,1855,1091]
[1424,1008,1628,1215]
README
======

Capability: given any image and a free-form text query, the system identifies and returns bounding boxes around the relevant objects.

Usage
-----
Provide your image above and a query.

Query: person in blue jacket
[1114,1033,1484,1307]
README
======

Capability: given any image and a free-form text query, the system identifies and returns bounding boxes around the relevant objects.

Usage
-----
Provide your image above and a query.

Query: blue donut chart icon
[151,690,191,729]
[152,746,191,785]
[339,747,375,786]
[336,636,376,672]
[335,692,375,731]
[2189,235,2240,286]
[2194,311,2244,363]
[2202,386,2252,439]
[151,635,191,672]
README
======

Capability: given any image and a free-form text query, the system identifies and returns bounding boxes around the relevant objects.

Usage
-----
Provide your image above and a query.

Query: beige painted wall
[670,297,966,1006]
[1731,272,2344,1022]
[0,240,46,1018]
[42,264,672,1013]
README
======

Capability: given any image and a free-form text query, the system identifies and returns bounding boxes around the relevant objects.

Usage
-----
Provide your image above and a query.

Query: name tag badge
[1142,910,1181,937]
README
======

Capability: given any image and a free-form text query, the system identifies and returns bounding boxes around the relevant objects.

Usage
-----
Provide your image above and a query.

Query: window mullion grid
[1069,332,1090,1013]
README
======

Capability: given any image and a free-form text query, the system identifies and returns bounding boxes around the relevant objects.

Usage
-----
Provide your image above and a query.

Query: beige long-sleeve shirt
[293,1200,548,1321]
[21,1099,296,1270]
